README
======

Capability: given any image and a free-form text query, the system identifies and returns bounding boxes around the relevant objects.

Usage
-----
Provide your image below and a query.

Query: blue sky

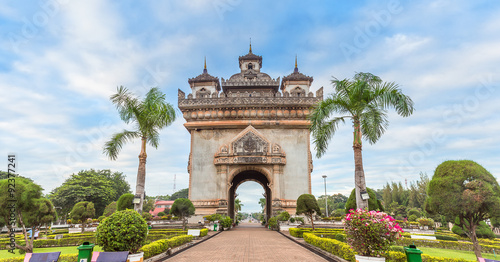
[1,0,499,213]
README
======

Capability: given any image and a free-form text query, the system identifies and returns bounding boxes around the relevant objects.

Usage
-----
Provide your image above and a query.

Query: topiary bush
[277,211,290,221]
[268,217,278,230]
[142,212,152,221]
[96,209,148,254]
[116,193,135,211]
[452,220,495,239]
[344,187,384,213]
[98,215,106,223]
[289,217,296,223]
[408,214,418,222]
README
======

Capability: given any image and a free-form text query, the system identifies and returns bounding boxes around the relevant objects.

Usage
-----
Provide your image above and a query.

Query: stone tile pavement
[166,223,329,262]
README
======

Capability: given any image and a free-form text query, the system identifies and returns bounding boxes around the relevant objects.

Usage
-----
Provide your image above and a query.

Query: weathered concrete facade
[178,47,322,218]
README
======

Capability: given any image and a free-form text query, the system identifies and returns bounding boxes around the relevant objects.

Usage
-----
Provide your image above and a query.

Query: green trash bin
[214,223,218,231]
[77,241,95,262]
[404,244,423,262]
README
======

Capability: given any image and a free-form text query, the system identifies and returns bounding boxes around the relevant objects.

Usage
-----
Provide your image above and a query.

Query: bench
[24,252,61,262]
[91,251,129,262]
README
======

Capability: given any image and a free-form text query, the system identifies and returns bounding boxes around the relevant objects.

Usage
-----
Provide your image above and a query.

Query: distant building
[150,200,174,216]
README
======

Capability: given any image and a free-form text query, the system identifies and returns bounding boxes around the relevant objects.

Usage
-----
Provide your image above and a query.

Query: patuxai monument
[178,45,323,220]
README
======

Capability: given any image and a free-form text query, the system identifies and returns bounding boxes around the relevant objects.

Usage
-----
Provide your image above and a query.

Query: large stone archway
[228,170,272,220]
[178,47,322,219]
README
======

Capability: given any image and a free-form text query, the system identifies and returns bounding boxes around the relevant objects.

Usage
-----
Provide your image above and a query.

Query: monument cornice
[183,120,310,130]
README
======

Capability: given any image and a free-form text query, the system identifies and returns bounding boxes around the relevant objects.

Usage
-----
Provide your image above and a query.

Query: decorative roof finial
[294,55,298,73]
[203,56,207,73]
[249,38,252,53]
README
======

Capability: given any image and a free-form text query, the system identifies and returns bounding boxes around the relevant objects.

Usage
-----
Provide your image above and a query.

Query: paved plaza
[167,223,328,262]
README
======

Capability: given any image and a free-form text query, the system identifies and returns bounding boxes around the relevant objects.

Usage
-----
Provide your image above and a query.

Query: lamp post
[322,175,328,217]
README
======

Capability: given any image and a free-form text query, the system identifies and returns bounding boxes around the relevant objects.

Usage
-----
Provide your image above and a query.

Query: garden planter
[127,252,144,262]
[355,255,385,262]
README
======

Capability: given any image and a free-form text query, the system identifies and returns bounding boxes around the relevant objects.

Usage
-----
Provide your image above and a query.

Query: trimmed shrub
[334,233,346,242]
[139,235,193,259]
[289,217,296,223]
[96,209,148,253]
[407,208,421,218]
[277,211,290,221]
[268,217,278,230]
[417,217,435,228]
[344,187,384,213]
[98,215,106,222]
[200,228,208,237]
[116,193,134,211]
[157,211,166,217]
[303,233,355,261]
[452,220,495,239]
[435,235,458,241]
[408,214,418,222]
[142,212,152,221]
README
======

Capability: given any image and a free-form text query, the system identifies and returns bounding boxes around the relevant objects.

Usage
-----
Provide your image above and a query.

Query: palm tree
[103,86,176,212]
[310,72,414,210]
[234,198,243,221]
[258,198,266,210]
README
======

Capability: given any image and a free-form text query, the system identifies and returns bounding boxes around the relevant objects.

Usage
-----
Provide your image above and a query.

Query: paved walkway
[167,223,328,262]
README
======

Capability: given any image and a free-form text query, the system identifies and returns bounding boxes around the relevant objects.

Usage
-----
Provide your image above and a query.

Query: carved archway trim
[228,165,273,189]
[214,125,286,165]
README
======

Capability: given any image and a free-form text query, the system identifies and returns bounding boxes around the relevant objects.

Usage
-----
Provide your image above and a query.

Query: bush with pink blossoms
[343,209,403,257]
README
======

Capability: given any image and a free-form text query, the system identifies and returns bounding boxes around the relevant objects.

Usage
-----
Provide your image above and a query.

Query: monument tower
[178,46,323,219]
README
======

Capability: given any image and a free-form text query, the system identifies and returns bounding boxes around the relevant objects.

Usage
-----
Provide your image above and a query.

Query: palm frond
[110,86,140,123]
[373,82,415,117]
[311,116,346,158]
[146,130,160,149]
[360,103,388,144]
[103,130,140,160]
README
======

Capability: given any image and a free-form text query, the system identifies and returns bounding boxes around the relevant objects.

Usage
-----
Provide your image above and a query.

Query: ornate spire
[294,55,298,73]
[249,38,252,53]
[203,56,207,73]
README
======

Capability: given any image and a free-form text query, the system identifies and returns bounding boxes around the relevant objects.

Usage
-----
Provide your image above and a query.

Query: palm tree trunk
[353,119,368,210]
[135,136,147,213]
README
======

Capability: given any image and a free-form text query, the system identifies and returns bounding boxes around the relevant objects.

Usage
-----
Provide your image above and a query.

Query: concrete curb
[153,231,221,261]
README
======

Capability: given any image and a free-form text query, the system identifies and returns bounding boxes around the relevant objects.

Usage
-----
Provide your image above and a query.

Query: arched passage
[228,170,271,221]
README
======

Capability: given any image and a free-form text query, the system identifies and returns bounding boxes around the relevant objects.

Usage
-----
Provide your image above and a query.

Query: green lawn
[0,246,103,259]
[397,246,499,260]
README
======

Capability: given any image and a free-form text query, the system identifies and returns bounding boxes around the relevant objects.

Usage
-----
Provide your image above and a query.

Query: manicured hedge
[0,236,95,250]
[200,228,208,237]
[303,233,355,261]
[0,254,77,262]
[303,233,475,262]
[396,238,500,253]
[289,228,344,238]
[139,235,193,259]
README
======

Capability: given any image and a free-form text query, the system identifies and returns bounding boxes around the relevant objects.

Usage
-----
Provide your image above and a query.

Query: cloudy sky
[1,0,499,213]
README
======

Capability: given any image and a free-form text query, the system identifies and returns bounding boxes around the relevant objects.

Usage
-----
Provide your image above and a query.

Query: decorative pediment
[214,126,285,165]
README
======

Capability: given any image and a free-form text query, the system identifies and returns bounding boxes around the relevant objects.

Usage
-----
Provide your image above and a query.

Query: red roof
[155,200,174,205]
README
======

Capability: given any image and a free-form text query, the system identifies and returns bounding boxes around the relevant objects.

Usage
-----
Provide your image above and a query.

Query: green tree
[258,198,266,210]
[426,160,500,260]
[143,198,155,213]
[0,177,56,253]
[103,86,176,212]
[345,188,384,213]
[296,194,321,230]
[310,72,414,210]
[170,198,195,230]
[234,198,243,215]
[70,201,96,233]
[170,188,189,200]
[103,201,117,217]
[49,169,130,217]
[117,193,134,211]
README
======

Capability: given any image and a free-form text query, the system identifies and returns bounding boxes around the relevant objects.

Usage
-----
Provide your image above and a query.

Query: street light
[322,175,328,217]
